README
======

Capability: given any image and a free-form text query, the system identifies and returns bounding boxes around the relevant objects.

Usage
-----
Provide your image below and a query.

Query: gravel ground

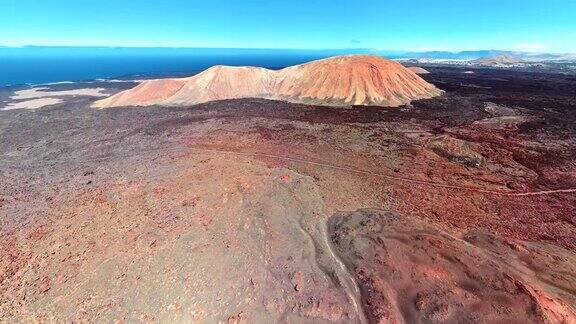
[1,68,575,322]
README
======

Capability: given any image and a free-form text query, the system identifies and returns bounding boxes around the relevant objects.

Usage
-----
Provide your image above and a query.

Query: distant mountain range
[471,54,523,65]
[393,50,576,62]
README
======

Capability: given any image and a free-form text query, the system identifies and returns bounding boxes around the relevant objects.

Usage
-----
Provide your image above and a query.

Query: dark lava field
[1,67,575,322]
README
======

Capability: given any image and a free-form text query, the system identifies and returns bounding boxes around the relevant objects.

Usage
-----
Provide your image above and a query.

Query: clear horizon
[0,45,574,55]
[1,0,575,53]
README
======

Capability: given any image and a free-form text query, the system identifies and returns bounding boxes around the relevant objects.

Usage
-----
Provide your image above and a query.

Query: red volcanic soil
[273,55,441,106]
[407,66,431,74]
[98,79,185,107]
[329,209,576,323]
[94,55,442,108]
[1,67,576,322]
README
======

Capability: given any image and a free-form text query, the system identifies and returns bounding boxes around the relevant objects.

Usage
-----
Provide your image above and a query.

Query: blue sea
[0,47,390,87]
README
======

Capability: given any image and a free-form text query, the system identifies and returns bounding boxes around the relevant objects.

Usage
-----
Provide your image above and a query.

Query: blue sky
[1,0,575,52]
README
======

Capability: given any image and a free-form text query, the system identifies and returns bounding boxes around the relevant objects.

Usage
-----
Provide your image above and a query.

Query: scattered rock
[427,135,485,167]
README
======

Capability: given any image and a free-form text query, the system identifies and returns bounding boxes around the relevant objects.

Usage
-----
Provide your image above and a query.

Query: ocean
[0,47,385,86]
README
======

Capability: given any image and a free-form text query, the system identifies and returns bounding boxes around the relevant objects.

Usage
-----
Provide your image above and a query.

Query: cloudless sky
[1,0,575,52]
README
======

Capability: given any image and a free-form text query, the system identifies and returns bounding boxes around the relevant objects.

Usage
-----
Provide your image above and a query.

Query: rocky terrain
[1,66,575,322]
[94,55,442,108]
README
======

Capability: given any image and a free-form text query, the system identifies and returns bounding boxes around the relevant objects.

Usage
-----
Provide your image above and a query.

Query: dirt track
[186,147,576,196]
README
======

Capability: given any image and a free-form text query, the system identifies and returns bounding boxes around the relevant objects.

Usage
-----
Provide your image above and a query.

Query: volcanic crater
[94,55,443,108]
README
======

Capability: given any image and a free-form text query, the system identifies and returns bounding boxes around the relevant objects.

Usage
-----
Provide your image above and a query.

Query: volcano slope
[1,68,576,322]
[93,55,442,108]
